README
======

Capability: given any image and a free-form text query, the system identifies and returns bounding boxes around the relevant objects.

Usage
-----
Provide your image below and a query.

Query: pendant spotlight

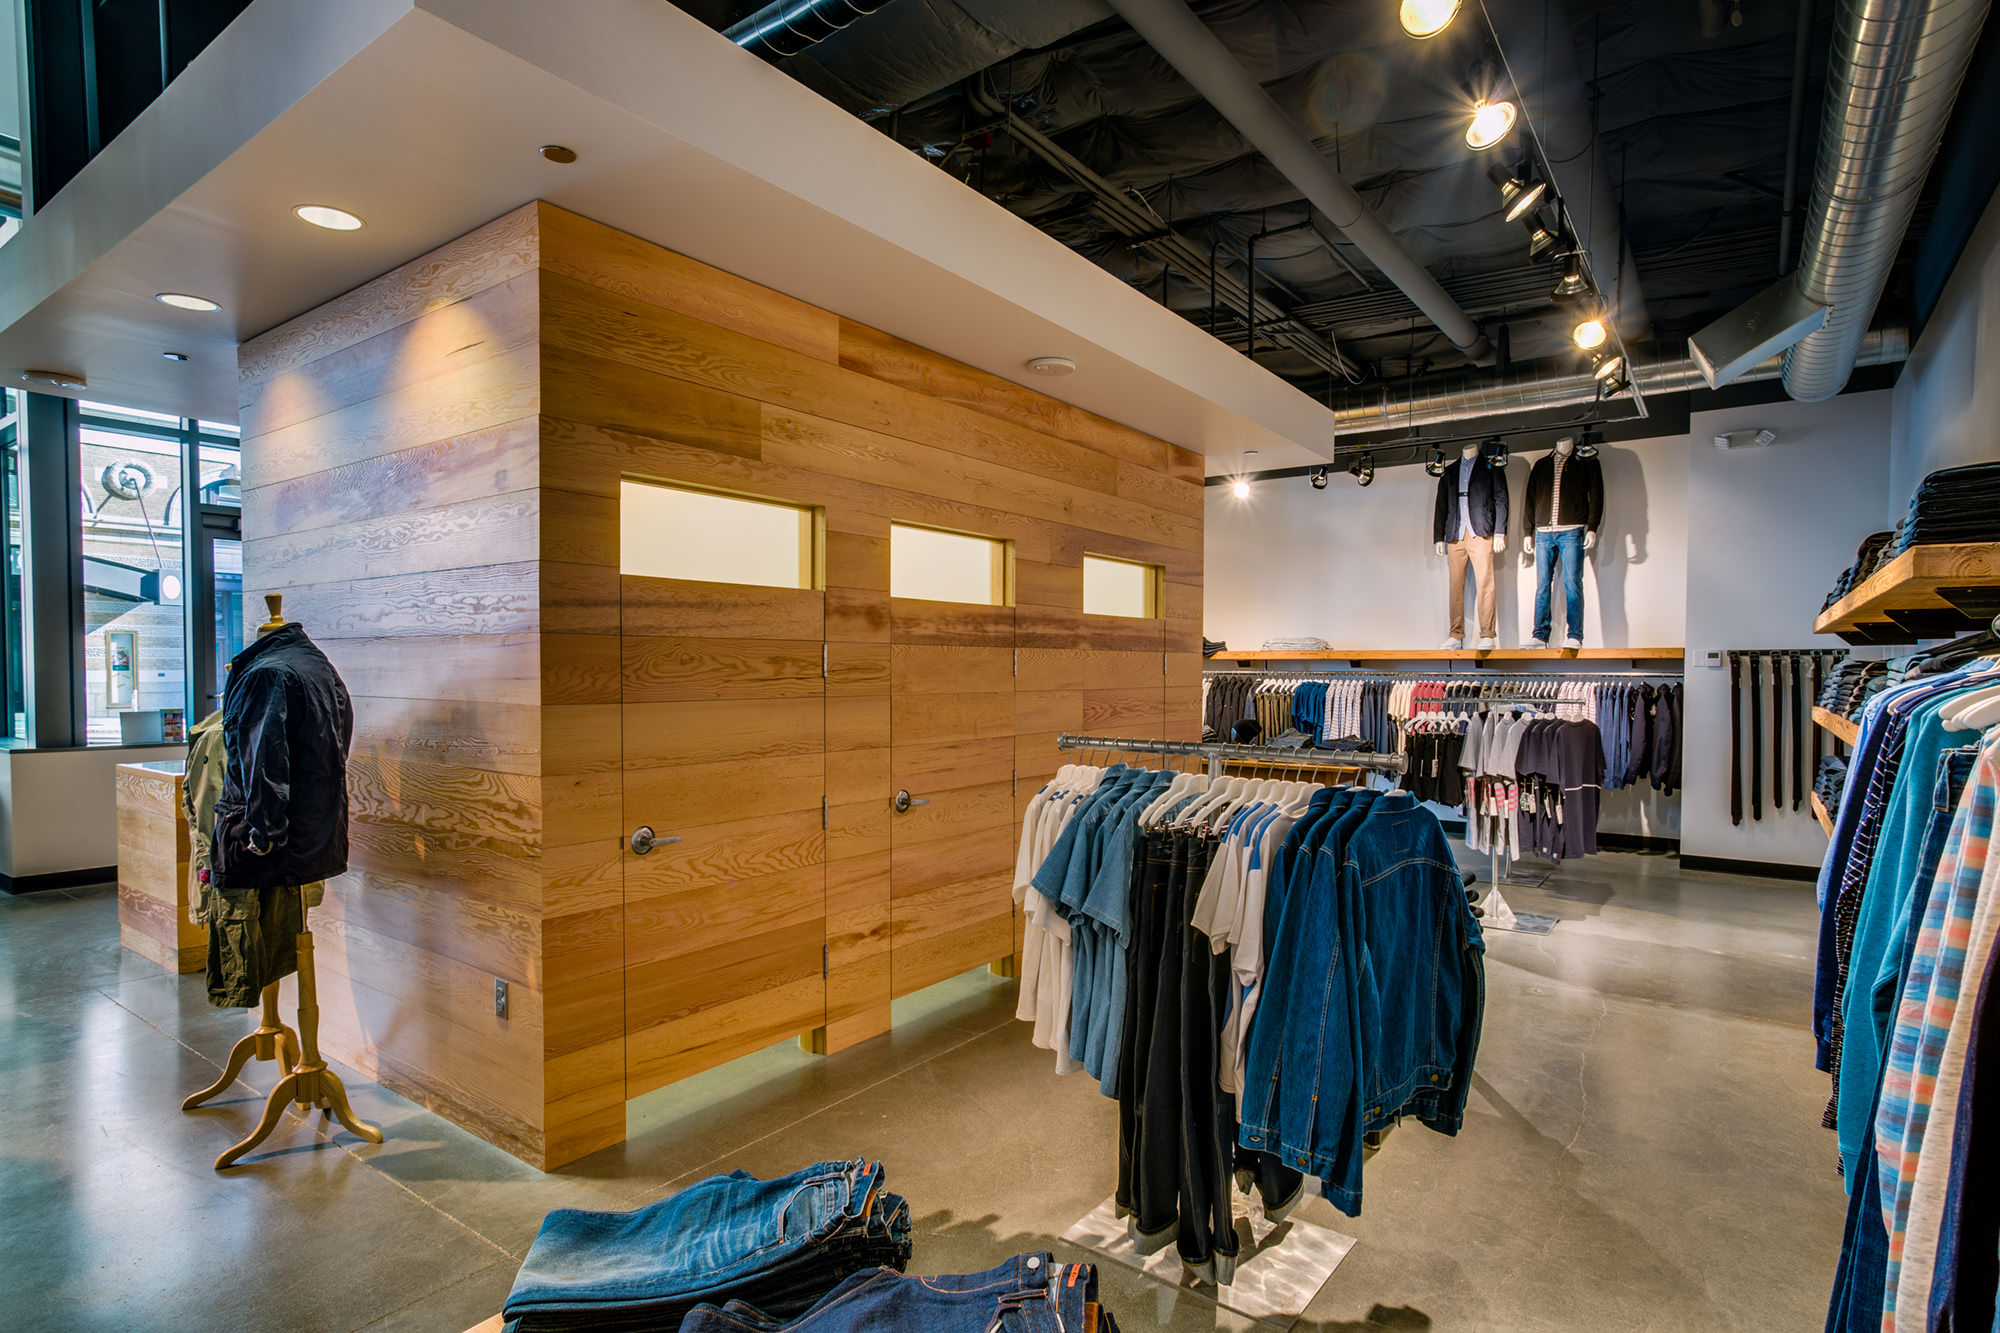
[1399,0,1461,38]
[1552,253,1590,299]
[1526,210,1564,260]
[1489,163,1546,223]
[1591,351,1629,398]
[1465,99,1517,150]
[1425,448,1448,477]
[1572,316,1608,350]
[1348,452,1375,487]
[1310,466,1330,490]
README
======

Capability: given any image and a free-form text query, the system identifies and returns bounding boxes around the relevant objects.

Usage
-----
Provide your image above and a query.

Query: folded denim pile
[1817,656,1882,720]
[1822,532,1895,610]
[1901,629,2000,681]
[1886,460,2000,556]
[502,1159,912,1333]
[678,1253,1121,1333]
[1813,755,1849,813]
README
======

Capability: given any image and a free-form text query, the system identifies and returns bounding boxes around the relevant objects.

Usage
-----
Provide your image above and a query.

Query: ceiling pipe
[1101,0,1494,363]
[1776,0,1816,274]
[964,79,1363,381]
[726,0,898,61]
[1782,0,1992,400]
[1332,328,1906,435]
[1481,0,1650,342]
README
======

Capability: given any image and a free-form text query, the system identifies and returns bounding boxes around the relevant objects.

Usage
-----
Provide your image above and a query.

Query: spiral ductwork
[1781,0,1992,400]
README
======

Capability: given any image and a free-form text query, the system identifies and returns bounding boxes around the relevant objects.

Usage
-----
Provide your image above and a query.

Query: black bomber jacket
[210,623,354,892]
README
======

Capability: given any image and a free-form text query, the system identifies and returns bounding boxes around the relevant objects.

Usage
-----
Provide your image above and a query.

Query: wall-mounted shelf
[1814,542,2000,643]
[1811,791,1835,838]
[1813,706,1860,747]
[1208,647,1685,666]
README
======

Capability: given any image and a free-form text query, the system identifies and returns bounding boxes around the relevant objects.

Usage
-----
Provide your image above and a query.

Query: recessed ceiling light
[1232,479,1251,499]
[1026,356,1076,376]
[22,368,87,389]
[162,351,189,362]
[293,204,364,231]
[156,293,221,312]
[539,144,579,164]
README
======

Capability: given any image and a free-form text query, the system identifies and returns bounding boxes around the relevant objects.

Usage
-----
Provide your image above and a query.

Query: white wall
[1203,390,1896,868]
[1680,391,1894,866]
[0,744,184,879]
[1889,184,2000,511]
[1205,435,1690,652]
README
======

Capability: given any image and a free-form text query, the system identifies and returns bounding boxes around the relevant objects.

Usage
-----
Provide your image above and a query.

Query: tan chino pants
[1447,535,1498,639]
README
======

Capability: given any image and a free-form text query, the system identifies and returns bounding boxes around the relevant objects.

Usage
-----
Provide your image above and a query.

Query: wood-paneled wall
[239,201,1202,1169]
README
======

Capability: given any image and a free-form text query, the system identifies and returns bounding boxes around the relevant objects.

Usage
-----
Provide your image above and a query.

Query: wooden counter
[116,761,203,973]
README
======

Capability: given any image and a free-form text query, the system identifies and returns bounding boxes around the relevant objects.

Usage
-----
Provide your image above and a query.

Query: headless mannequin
[1546,438,1596,553]
[1435,443,1508,556]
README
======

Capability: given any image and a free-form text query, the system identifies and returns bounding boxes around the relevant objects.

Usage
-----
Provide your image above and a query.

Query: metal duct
[726,0,898,61]
[1102,0,1493,363]
[1483,0,1651,342]
[1782,0,1992,401]
[1334,328,1907,435]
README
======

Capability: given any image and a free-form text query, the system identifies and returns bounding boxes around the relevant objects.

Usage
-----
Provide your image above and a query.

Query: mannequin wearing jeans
[1524,437,1603,648]
[1433,442,1509,650]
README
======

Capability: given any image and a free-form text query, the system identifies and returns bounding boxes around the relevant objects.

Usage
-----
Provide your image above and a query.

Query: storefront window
[79,402,188,743]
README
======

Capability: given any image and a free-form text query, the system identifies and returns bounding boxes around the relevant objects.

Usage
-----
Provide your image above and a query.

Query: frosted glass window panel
[1083,555,1160,618]
[890,524,1007,605]
[621,481,814,589]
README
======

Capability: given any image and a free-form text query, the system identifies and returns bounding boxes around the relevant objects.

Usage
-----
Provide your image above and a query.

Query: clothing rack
[1055,732,1407,778]
[1204,667,1684,683]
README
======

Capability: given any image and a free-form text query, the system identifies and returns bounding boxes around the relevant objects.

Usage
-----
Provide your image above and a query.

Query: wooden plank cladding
[239,200,1201,1171]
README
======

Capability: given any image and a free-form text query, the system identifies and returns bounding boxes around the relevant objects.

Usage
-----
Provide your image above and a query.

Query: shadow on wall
[1590,446,1651,648]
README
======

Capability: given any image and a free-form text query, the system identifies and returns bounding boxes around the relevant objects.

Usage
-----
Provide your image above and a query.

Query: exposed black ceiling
[696,0,1942,402]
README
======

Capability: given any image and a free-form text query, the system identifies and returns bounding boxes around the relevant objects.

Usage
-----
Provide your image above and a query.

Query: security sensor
[1754,428,1777,447]
[1713,428,1778,451]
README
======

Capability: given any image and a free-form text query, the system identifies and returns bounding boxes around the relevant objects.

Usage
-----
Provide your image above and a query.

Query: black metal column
[20,392,85,748]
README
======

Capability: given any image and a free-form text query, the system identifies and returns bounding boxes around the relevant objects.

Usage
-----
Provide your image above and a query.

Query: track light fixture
[1310,466,1329,490]
[1572,316,1608,350]
[1552,253,1590,300]
[1349,452,1375,487]
[1483,437,1509,468]
[1425,449,1448,477]
[1576,429,1603,459]
[1399,0,1461,38]
[1465,99,1517,150]
[1488,163,1546,223]
[1525,211,1564,260]
[1231,479,1250,498]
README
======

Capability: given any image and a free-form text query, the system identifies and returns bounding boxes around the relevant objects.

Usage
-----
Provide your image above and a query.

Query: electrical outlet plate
[494,978,509,1019]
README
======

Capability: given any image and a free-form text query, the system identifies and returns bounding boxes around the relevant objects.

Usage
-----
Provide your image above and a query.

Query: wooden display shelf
[1811,791,1835,837]
[1208,647,1684,665]
[1813,541,2000,642]
[1813,706,1860,747]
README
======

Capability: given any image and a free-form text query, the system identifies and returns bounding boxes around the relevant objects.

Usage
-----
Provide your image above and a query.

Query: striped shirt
[1540,449,1584,532]
[1878,735,1999,1330]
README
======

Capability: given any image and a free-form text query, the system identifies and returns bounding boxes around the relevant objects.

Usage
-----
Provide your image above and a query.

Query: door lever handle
[892,790,930,814]
[630,825,683,856]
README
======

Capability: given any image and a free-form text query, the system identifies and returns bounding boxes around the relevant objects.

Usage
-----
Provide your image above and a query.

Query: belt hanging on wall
[1728,649,1839,824]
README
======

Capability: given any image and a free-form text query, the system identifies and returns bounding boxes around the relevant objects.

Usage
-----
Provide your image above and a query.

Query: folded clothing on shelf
[1260,637,1330,651]
[1886,460,2000,556]
[1814,755,1849,813]
[502,1159,912,1333]
[1817,657,1883,719]
[1821,531,1895,610]
[1202,638,1228,658]
[678,1253,1120,1333]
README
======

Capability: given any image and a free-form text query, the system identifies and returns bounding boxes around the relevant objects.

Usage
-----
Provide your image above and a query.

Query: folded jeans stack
[1887,460,2000,555]
[1822,532,1895,610]
[502,1159,912,1333]
[680,1253,1120,1333]
[1813,754,1849,812]
[1817,657,1881,720]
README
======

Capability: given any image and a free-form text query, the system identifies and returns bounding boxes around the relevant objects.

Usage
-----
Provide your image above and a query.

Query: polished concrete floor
[1,849,1847,1333]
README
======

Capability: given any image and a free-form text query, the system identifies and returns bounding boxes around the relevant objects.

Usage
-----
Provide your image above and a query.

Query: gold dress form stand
[181,595,384,1169]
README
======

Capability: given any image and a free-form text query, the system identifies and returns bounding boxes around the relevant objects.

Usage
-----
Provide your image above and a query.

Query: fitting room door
[619,575,828,1099]
[886,597,1019,996]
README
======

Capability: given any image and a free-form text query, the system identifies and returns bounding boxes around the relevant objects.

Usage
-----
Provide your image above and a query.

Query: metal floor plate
[1061,1193,1357,1328]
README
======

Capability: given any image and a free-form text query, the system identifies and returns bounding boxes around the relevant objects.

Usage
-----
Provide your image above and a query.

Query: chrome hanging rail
[1056,732,1407,776]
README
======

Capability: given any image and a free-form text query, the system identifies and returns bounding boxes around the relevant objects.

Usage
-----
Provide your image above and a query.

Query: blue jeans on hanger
[1533,528,1586,643]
